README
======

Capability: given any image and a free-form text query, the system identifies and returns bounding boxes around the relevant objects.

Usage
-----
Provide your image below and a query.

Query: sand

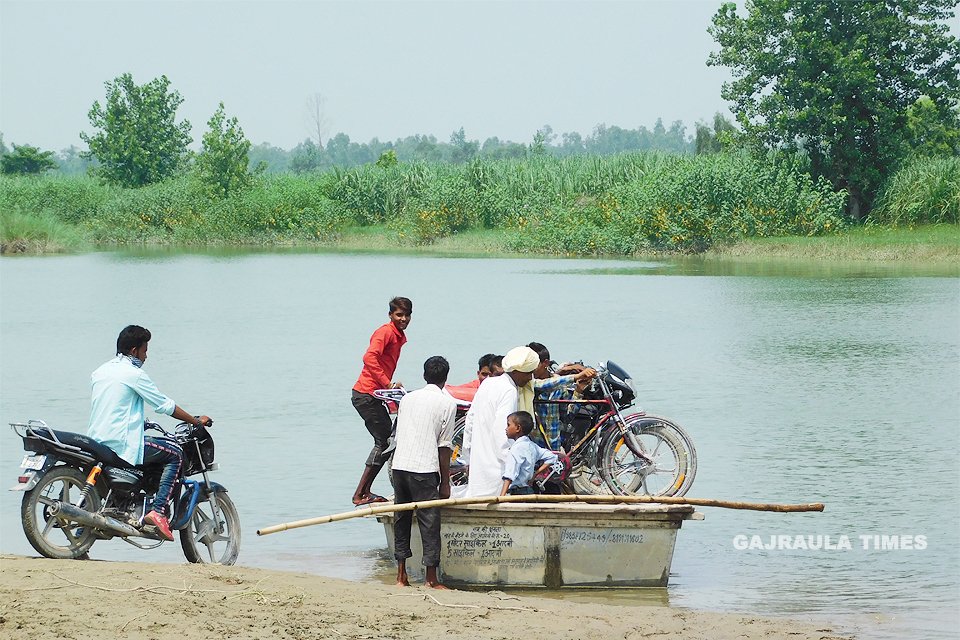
[0,554,851,639]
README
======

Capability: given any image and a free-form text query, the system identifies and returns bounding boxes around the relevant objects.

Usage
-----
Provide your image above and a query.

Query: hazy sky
[2,1,736,152]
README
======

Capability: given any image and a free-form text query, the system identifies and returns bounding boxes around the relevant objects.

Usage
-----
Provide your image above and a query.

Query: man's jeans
[351,390,393,467]
[143,436,183,514]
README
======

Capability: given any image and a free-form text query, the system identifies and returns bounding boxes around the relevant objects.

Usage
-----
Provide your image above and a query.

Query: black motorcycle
[10,419,240,564]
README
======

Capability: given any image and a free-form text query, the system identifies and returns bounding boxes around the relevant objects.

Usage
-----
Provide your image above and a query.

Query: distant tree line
[259,120,694,174]
[0,84,699,179]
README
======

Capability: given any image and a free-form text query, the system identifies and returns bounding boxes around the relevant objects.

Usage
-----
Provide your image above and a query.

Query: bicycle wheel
[180,491,241,565]
[598,415,696,497]
[21,466,101,559]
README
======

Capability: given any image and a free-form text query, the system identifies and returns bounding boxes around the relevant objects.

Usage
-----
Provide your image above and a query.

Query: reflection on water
[1,251,957,640]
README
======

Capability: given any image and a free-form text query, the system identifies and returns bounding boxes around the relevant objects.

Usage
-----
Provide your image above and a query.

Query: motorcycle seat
[28,426,136,470]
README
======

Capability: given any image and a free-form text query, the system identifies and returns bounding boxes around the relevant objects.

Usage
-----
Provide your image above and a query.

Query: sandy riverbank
[0,554,852,639]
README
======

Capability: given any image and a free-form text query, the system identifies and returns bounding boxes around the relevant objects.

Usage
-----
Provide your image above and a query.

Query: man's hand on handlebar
[574,367,597,392]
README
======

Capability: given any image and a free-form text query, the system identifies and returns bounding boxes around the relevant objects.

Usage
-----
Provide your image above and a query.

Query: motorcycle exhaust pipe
[47,501,140,538]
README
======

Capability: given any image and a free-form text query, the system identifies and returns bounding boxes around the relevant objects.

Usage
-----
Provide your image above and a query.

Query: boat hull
[378,501,701,588]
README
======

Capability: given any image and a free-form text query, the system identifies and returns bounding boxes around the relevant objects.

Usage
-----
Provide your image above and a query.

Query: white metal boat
[377,501,702,588]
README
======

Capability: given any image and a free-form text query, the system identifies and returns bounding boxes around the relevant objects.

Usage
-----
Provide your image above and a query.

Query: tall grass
[1,151,851,254]
[870,156,960,226]
[0,174,349,246]
[0,207,88,253]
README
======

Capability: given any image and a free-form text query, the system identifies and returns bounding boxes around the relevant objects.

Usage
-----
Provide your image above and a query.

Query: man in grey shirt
[391,355,457,589]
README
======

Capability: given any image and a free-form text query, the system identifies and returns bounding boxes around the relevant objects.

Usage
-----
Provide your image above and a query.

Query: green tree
[1,143,58,174]
[708,0,960,218]
[375,149,398,168]
[695,113,739,154]
[531,125,556,156]
[449,127,479,163]
[195,102,253,197]
[248,142,292,173]
[906,96,960,157]
[81,73,192,187]
[290,139,324,173]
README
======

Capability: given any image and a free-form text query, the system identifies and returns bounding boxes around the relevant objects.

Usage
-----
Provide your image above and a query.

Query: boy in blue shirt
[499,411,559,496]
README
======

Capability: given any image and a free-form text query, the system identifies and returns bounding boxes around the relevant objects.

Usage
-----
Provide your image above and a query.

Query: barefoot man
[350,296,412,506]
[391,356,457,589]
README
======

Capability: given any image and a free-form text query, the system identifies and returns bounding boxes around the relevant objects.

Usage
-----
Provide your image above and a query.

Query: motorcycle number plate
[20,454,46,470]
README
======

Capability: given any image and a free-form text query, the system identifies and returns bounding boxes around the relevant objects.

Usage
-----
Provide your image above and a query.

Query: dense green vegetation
[4,150,954,257]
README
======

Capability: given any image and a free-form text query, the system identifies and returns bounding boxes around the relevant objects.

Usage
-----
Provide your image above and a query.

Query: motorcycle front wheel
[21,466,101,559]
[180,491,241,565]
[598,416,697,497]
[449,415,468,486]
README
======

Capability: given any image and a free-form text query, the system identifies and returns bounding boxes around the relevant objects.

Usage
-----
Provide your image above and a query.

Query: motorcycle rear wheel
[598,416,697,497]
[567,440,613,495]
[21,466,101,559]
[180,492,241,565]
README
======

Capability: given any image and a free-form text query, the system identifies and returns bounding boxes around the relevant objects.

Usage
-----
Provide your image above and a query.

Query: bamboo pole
[256,494,824,536]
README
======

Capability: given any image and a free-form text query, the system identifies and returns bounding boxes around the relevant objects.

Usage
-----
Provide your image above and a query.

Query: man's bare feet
[396,561,410,586]
[424,566,448,589]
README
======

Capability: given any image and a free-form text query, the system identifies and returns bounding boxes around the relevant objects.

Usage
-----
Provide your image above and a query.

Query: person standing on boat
[87,325,212,542]
[350,296,412,506]
[391,356,457,589]
[463,346,539,497]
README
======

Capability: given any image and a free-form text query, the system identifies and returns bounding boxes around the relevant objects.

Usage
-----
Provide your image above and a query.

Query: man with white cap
[462,346,540,497]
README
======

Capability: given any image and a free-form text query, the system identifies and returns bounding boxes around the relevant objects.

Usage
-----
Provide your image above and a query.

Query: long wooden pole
[256,494,825,536]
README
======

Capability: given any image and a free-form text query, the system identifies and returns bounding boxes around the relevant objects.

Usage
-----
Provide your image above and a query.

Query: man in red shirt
[351,296,412,506]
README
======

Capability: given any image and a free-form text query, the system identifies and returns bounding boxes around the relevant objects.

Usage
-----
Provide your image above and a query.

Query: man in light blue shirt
[500,411,559,496]
[87,325,211,541]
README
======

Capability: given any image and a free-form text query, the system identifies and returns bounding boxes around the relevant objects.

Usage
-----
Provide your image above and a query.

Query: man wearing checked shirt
[526,342,596,451]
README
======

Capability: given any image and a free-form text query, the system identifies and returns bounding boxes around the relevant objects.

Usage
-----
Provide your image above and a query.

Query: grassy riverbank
[5,216,954,266]
[1,153,956,261]
[709,224,960,263]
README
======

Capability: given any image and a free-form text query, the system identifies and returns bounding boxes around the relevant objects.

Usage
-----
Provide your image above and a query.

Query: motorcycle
[10,419,240,564]
[548,360,697,497]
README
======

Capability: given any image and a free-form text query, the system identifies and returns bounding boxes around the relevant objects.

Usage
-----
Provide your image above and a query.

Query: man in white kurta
[464,346,539,497]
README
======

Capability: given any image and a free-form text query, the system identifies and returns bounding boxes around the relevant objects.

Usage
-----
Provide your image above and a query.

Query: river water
[0,251,957,639]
